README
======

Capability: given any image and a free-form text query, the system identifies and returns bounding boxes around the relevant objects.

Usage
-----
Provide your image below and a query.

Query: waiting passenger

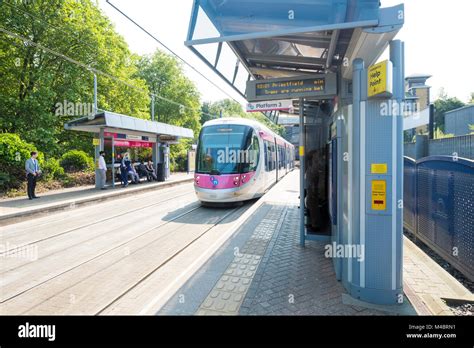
[137,162,148,179]
[146,161,158,181]
[126,161,140,184]
[120,153,130,187]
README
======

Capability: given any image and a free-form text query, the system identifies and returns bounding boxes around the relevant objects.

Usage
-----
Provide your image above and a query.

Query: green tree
[0,0,149,158]
[134,50,202,170]
[135,50,201,135]
[200,101,219,124]
[433,91,465,132]
[202,99,285,136]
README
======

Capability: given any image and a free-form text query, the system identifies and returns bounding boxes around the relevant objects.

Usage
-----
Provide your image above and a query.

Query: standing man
[98,150,107,190]
[120,152,130,187]
[25,151,41,200]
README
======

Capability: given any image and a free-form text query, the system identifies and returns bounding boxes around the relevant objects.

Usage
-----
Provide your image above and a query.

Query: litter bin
[157,163,165,182]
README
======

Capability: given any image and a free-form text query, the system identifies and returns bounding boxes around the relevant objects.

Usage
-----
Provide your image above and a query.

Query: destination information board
[246,73,337,101]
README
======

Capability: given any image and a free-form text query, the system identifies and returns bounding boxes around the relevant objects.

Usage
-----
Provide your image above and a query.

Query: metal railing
[404,134,474,160]
[403,155,474,281]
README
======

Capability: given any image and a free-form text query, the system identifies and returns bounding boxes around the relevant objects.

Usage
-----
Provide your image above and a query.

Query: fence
[404,155,474,281]
[404,142,416,159]
[404,134,474,160]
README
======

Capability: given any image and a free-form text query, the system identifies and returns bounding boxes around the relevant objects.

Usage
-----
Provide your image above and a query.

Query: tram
[194,118,295,203]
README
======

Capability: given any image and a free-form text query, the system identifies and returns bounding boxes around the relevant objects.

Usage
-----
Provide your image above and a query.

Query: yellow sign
[371,180,387,211]
[93,138,100,146]
[299,146,305,157]
[367,60,393,98]
[371,163,388,174]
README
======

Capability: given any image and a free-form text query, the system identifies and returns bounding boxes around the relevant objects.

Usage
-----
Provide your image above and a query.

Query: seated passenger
[145,161,158,181]
[126,162,140,184]
[137,162,149,180]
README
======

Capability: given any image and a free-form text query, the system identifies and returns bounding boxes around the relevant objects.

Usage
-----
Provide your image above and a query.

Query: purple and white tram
[194,118,295,203]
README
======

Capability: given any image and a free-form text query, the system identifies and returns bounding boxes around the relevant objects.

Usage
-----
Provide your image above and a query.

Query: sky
[98,0,474,105]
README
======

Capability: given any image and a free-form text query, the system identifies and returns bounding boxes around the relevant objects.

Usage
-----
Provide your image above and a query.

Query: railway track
[0,182,253,315]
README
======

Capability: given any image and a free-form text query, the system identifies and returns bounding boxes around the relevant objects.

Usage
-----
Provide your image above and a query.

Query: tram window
[271,144,276,171]
[278,145,284,168]
[242,135,260,172]
[277,146,280,169]
[268,143,271,171]
[281,147,284,168]
[273,145,277,171]
[264,141,269,172]
[267,142,274,171]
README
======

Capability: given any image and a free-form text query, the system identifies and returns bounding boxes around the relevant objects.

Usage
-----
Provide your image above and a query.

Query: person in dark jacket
[145,161,157,181]
[124,157,139,184]
[25,151,41,200]
[120,153,130,187]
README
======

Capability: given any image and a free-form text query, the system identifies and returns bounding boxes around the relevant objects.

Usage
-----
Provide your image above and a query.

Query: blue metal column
[391,39,405,298]
[334,115,345,280]
[350,59,364,291]
[343,42,405,305]
[299,97,305,247]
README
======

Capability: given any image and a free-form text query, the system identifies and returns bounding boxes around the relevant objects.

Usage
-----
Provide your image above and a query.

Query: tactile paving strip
[196,206,286,315]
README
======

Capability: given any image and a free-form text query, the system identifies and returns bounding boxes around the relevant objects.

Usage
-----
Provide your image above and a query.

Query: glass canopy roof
[185,0,403,119]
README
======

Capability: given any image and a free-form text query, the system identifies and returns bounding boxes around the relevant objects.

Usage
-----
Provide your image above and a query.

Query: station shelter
[185,0,406,305]
[65,111,194,188]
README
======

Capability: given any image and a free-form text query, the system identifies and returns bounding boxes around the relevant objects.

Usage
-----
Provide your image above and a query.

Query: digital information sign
[246,73,337,102]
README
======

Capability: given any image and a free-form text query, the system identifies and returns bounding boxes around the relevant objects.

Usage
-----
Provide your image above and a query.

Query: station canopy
[65,111,194,141]
[185,0,404,98]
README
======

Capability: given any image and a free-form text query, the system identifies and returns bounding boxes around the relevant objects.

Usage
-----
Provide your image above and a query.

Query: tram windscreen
[197,124,252,174]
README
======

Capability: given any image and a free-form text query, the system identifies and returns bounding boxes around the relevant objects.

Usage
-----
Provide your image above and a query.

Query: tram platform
[159,170,473,316]
[0,173,193,226]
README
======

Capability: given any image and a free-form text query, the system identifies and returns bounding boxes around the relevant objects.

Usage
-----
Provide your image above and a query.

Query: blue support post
[299,97,305,247]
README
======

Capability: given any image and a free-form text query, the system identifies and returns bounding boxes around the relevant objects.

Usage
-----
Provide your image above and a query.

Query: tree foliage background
[201,99,285,136]
[0,0,292,192]
[0,0,205,170]
[0,0,151,157]
[433,89,466,132]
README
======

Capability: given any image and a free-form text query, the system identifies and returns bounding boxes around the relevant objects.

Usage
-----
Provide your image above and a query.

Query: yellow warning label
[93,138,100,146]
[371,163,388,174]
[371,180,387,211]
[368,60,392,98]
[299,146,305,157]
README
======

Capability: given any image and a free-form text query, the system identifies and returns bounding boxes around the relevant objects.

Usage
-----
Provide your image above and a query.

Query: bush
[0,133,42,192]
[0,133,41,167]
[173,155,187,172]
[60,150,95,172]
[42,158,65,181]
[0,172,12,188]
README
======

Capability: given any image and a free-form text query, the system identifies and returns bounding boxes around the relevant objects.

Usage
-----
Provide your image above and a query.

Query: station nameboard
[246,99,293,113]
[367,60,393,98]
[246,73,337,102]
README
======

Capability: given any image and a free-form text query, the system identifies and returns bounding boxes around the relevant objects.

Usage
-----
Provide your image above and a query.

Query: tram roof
[64,111,194,139]
[185,0,404,98]
[203,117,293,146]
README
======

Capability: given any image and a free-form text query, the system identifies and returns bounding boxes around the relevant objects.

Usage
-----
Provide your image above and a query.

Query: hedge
[60,150,95,172]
